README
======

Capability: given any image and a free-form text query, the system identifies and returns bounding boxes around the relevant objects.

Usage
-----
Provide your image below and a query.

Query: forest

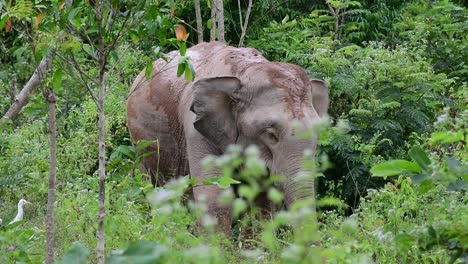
[0,0,467,263]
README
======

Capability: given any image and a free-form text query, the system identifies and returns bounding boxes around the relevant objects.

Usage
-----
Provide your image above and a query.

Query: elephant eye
[262,127,279,146]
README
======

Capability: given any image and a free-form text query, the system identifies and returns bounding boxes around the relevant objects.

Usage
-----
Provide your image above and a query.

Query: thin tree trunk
[239,0,253,47]
[194,0,203,43]
[1,52,54,121]
[210,0,217,41]
[44,88,57,264]
[237,0,243,33]
[96,1,107,263]
[216,0,225,42]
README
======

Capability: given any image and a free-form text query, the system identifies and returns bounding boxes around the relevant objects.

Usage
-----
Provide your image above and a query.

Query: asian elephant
[127,41,329,234]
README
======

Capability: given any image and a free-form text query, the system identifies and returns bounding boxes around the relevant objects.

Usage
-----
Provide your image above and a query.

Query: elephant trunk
[276,137,317,211]
[283,163,316,210]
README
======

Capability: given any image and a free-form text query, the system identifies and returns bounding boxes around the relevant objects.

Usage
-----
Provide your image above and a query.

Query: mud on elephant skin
[126,41,329,234]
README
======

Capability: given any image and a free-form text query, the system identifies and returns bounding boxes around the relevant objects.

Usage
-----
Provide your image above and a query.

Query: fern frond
[399,107,430,128]
[0,175,23,187]
[9,0,33,21]
[372,119,403,131]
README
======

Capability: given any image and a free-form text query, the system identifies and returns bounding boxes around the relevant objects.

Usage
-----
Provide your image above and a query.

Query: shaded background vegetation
[0,0,466,263]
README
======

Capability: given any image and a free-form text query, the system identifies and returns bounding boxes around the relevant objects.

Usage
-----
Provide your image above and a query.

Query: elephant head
[190,64,329,207]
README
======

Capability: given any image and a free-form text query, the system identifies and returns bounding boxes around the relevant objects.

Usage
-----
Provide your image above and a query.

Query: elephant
[127,41,329,234]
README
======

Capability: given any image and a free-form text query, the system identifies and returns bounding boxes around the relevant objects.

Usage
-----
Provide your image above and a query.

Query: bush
[248,16,456,207]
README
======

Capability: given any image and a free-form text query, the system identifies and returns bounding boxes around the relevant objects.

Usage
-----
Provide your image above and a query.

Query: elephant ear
[310,79,329,117]
[190,77,241,150]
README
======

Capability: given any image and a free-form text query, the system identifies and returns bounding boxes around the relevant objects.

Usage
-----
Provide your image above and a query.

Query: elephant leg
[193,185,232,235]
[254,192,274,220]
[185,132,232,235]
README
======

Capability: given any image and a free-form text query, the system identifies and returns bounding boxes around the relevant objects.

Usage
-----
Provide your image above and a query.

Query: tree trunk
[96,1,107,263]
[239,0,253,47]
[194,0,203,43]
[215,0,225,42]
[1,52,54,121]
[210,1,217,41]
[44,88,57,264]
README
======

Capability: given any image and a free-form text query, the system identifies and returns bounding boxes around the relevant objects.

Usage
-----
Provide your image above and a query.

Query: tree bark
[1,52,54,122]
[210,1,217,41]
[44,88,57,264]
[215,0,225,42]
[239,0,253,47]
[194,0,203,43]
[96,1,107,263]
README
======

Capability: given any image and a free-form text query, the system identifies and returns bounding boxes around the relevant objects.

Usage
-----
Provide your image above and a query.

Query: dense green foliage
[1,0,466,263]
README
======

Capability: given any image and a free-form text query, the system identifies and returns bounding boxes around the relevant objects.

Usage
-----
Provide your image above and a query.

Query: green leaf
[0,14,9,31]
[445,157,468,178]
[207,19,212,30]
[82,44,95,59]
[110,50,119,62]
[135,140,154,152]
[418,179,435,194]
[317,197,347,209]
[370,160,421,177]
[395,233,414,252]
[145,62,153,80]
[267,187,284,204]
[106,241,168,264]
[203,175,240,189]
[188,63,196,80]
[135,151,156,166]
[179,42,186,56]
[130,31,140,43]
[217,176,241,189]
[409,146,431,171]
[233,198,247,219]
[58,242,89,264]
[238,185,257,201]
[176,62,185,78]
[52,69,64,90]
[430,131,464,145]
[184,62,193,81]
[115,145,134,159]
[67,7,80,22]
[13,46,27,59]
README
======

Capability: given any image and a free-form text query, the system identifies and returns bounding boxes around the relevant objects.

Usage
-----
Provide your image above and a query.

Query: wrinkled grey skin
[127,42,329,234]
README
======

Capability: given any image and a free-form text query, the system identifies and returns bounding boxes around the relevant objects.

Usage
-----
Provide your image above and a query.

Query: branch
[327,2,336,16]
[1,52,54,122]
[238,0,253,47]
[54,53,99,106]
[247,0,288,34]
[105,6,114,32]
[238,0,244,32]
[105,11,130,57]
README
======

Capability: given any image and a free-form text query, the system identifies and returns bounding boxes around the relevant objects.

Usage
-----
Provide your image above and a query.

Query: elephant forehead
[240,105,289,128]
[223,47,267,75]
[245,63,311,99]
[248,86,288,105]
